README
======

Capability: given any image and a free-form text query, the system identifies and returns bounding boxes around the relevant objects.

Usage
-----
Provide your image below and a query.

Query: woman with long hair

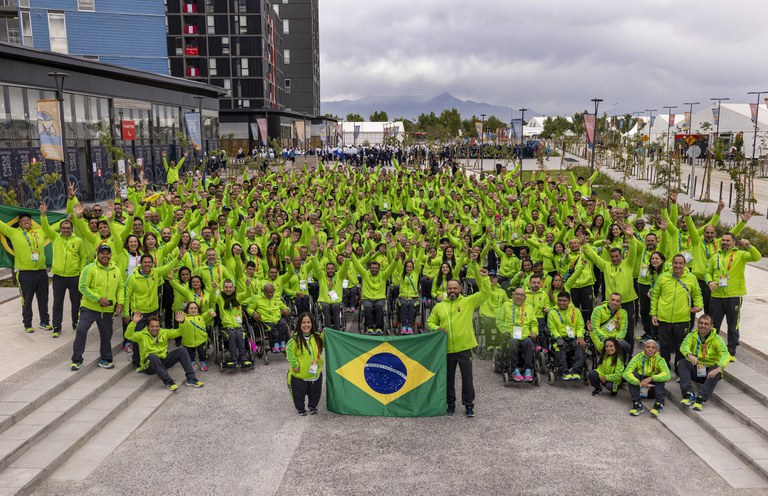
[587,337,625,396]
[432,262,453,302]
[286,313,324,415]
[638,251,667,342]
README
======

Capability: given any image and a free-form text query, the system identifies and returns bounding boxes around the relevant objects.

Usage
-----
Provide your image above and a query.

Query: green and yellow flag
[0,205,66,269]
[325,328,446,417]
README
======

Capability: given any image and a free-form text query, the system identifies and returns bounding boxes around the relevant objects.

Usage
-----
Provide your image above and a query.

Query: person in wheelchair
[212,279,250,368]
[307,248,350,331]
[496,287,539,383]
[247,282,291,353]
[546,291,587,381]
[284,255,313,315]
[350,251,398,334]
[395,257,421,334]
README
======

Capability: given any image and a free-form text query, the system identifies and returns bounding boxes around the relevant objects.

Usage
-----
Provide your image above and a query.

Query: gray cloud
[320,0,768,115]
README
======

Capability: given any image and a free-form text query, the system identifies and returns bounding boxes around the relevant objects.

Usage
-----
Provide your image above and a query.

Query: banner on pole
[711,107,720,127]
[684,111,691,131]
[36,99,64,161]
[256,117,268,146]
[294,121,305,145]
[584,114,595,144]
[668,114,676,127]
[184,112,202,151]
[750,103,758,124]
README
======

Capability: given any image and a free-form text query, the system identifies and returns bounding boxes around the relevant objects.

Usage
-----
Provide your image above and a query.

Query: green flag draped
[0,205,66,269]
[325,328,447,417]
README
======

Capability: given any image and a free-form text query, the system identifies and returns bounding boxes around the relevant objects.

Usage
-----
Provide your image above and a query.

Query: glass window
[19,0,30,7]
[241,58,248,76]
[273,4,279,15]
[284,49,290,64]
[223,79,231,97]
[209,58,217,76]
[207,15,214,34]
[21,11,33,47]
[239,16,247,34]
[283,19,289,34]
[285,79,291,94]
[78,0,95,12]
[48,13,68,54]
[221,36,229,55]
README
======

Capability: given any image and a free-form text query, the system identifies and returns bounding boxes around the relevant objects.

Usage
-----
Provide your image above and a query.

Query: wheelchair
[541,332,596,386]
[210,310,260,373]
[492,336,545,387]
[316,299,346,331]
[243,313,270,366]
[357,297,391,335]
[390,283,426,335]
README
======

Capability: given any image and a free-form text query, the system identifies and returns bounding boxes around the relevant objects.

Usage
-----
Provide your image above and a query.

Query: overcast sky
[319,0,768,116]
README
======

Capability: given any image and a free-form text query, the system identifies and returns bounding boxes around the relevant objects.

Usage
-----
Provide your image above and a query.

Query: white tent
[689,103,768,158]
[340,121,405,145]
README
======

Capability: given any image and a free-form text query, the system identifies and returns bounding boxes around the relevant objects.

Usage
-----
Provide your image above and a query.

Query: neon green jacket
[351,253,398,300]
[178,312,213,348]
[79,260,125,314]
[563,252,595,291]
[651,270,702,324]
[41,216,87,277]
[584,243,638,302]
[479,284,508,319]
[164,155,185,184]
[680,328,730,369]
[245,293,288,324]
[0,220,47,270]
[595,355,625,392]
[705,246,761,298]
[286,333,324,381]
[496,301,537,339]
[547,303,585,339]
[622,351,671,385]
[427,262,490,353]
[125,321,183,371]
[590,304,628,352]
[123,258,180,316]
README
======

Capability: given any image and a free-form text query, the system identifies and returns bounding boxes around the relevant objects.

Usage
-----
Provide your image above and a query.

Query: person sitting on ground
[678,314,730,411]
[587,337,625,396]
[547,291,587,381]
[125,311,203,391]
[177,301,215,372]
[623,339,670,417]
[286,312,324,416]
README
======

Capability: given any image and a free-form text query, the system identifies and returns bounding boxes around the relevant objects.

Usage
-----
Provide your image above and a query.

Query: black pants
[555,338,585,374]
[362,299,385,330]
[587,369,617,393]
[160,281,174,328]
[18,269,49,328]
[621,301,636,347]
[508,337,535,370]
[659,321,689,369]
[71,308,114,365]
[570,285,594,326]
[289,373,323,412]
[447,349,474,408]
[185,344,207,362]
[146,348,196,385]
[678,361,721,402]
[398,297,418,328]
[479,315,497,348]
[265,318,290,343]
[710,297,742,355]
[294,294,311,315]
[52,274,80,331]
[627,371,666,404]
[343,286,360,309]
[320,302,342,330]
[420,276,433,300]
[223,327,246,361]
[637,283,656,339]
[698,278,712,315]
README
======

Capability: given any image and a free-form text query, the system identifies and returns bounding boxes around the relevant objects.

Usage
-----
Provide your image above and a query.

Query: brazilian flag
[325,328,446,417]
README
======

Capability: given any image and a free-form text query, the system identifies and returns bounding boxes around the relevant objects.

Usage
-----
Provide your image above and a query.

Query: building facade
[0,0,168,74]
[0,43,222,208]
[279,0,319,116]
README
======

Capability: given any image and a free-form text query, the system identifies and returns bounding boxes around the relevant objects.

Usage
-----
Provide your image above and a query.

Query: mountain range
[321,92,540,121]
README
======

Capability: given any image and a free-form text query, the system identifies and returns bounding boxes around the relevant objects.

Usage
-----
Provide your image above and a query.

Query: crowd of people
[0,156,759,417]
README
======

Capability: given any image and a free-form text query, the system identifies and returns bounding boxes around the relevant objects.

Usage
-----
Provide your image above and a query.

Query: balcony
[182,3,197,13]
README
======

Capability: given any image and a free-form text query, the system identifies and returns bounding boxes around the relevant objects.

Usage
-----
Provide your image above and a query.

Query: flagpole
[747,91,768,170]
[589,99,602,174]
[48,72,70,189]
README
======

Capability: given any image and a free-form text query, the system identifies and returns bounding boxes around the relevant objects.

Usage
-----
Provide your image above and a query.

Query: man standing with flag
[427,253,491,417]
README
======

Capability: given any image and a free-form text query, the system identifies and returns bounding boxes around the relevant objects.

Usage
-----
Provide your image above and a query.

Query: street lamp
[48,71,70,188]
[683,102,699,174]
[747,91,768,168]
[662,105,677,159]
[589,98,602,174]
[644,108,656,178]
[710,97,729,151]
[480,113,486,168]
[518,108,528,145]
[194,95,203,165]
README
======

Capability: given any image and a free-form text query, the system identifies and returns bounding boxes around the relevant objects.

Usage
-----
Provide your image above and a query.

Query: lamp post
[683,102,699,176]
[589,98,602,174]
[644,108,656,178]
[747,91,768,168]
[518,108,527,165]
[662,105,677,159]
[194,95,203,166]
[480,113,486,168]
[710,97,729,153]
[48,72,70,188]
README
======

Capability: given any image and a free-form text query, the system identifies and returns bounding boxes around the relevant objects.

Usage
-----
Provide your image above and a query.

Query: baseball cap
[488,270,497,277]
[97,245,112,253]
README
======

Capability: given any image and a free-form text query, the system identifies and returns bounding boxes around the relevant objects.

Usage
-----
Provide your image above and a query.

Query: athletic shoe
[98,360,114,369]
[24,327,34,334]
[512,369,523,382]
[591,389,601,396]
[309,407,318,415]
[225,360,236,369]
[446,405,455,416]
[629,402,644,416]
[610,391,618,397]
[70,362,82,371]
[123,343,132,353]
[680,392,696,407]
[272,344,280,353]
[524,369,533,382]
[729,355,737,362]
[650,402,664,417]
[562,373,571,381]
[199,361,209,372]
[280,341,286,352]
[39,323,53,331]
[635,334,644,341]
[349,307,356,313]
[165,382,178,392]
[466,406,475,418]
[692,397,705,411]
[135,366,144,373]
[298,410,308,416]
[185,379,204,388]
[243,360,253,368]
[52,331,60,338]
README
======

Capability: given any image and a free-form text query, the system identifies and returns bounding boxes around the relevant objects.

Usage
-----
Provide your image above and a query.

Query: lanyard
[554,307,575,325]
[303,335,314,358]
[695,335,707,359]
[716,250,735,272]
[22,229,39,252]
[512,304,525,324]
[408,274,417,293]
[189,318,206,333]
[208,263,222,285]
[194,290,204,306]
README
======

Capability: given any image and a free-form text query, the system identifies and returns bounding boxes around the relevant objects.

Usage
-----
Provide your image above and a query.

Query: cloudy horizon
[319,0,768,116]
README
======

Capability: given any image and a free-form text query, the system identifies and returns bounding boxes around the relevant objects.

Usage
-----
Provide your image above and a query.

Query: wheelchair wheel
[503,371,510,387]
[534,370,541,387]
[547,370,555,385]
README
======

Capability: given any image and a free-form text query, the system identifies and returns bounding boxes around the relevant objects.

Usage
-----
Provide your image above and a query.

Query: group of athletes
[0,156,759,417]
